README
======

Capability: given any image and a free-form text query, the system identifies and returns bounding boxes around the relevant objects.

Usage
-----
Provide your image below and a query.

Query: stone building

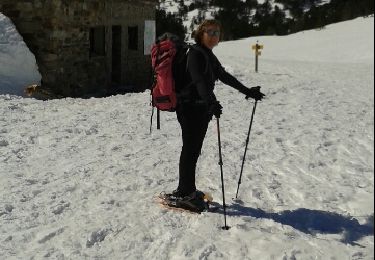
[0,0,157,97]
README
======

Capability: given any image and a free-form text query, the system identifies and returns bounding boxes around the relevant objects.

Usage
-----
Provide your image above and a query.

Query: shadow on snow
[211,201,374,245]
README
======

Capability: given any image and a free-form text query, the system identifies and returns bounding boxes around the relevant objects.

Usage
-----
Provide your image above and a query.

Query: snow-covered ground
[0,17,374,259]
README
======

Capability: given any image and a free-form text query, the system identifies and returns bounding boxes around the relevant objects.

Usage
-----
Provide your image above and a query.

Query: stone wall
[0,0,156,97]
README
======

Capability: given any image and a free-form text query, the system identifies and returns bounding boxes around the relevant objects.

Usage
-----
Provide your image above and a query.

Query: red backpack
[151,38,178,112]
[150,33,189,132]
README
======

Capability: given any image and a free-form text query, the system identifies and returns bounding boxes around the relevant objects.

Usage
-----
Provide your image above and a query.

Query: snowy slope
[0,17,374,259]
[214,17,374,64]
[0,13,41,96]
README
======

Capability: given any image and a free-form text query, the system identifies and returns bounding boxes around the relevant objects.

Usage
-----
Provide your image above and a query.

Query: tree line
[156,0,374,41]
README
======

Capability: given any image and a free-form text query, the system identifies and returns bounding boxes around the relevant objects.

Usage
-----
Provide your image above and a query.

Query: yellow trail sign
[252,42,264,72]
[252,44,264,50]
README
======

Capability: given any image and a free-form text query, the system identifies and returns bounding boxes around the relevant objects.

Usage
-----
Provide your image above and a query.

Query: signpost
[252,41,263,73]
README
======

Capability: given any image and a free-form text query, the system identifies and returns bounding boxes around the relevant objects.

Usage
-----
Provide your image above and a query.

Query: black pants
[176,103,210,195]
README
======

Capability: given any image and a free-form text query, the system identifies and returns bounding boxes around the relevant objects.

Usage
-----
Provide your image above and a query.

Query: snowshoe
[157,190,215,214]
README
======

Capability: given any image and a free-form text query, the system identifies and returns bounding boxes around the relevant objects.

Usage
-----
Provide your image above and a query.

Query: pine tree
[155,9,185,39]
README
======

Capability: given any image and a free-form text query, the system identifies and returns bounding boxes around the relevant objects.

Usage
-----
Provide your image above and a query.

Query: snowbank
[0,12,41,96]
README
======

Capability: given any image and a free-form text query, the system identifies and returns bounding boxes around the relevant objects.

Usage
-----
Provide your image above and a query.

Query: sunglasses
[205,29,220,37]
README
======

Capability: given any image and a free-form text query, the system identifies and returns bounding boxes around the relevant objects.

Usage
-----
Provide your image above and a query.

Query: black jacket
[177,44,249,104]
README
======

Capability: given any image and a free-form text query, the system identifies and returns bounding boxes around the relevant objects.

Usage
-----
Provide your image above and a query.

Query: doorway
[112,26,122,85]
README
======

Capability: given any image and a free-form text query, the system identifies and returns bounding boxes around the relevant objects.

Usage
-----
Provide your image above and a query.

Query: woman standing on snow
[168,20,265,211]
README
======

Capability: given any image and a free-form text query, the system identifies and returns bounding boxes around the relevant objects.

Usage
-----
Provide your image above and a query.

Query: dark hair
[192,20,222,44]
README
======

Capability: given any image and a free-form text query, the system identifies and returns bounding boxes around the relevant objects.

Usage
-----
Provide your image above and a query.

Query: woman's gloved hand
[243,86,265,101]
[208,101,223,119]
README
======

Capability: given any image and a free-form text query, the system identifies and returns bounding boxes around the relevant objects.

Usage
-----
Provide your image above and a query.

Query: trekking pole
[216,117,230,230]
[235,100,258,199]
